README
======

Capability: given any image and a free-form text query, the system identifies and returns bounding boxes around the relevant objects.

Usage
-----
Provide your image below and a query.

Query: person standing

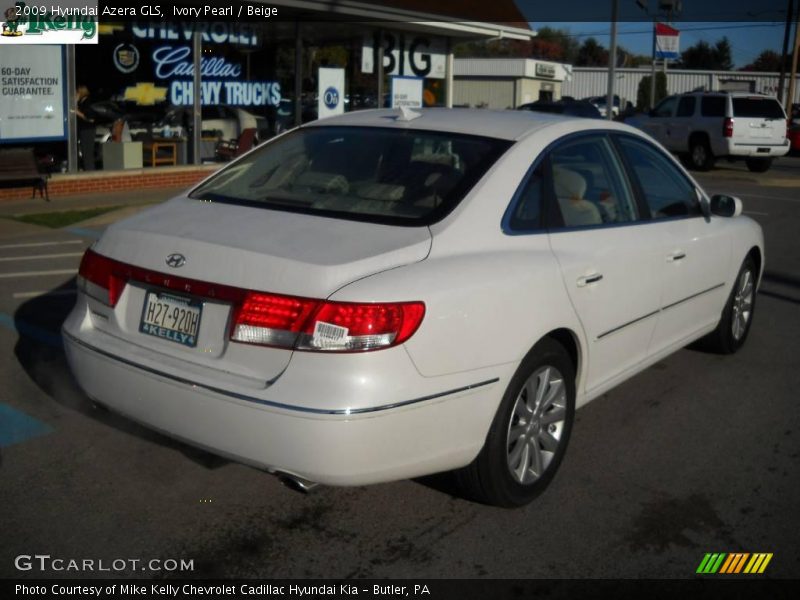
[76,85,96,171]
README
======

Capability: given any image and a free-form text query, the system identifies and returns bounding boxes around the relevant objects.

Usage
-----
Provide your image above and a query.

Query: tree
[617,46,652,68]
[741,50,788,72]
[453,39,534,59]
[679,37,733,70]
[530,27,580,63]
[454,26,580,64]
[575,38,608,67]
[637,71,668,111]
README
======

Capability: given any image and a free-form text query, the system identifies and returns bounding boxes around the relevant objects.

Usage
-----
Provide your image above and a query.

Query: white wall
[562,67,799,108]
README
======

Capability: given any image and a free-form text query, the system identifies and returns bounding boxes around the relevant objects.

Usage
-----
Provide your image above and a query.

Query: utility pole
[606,0,619,120]
[650,17,657,108]
[788,13,800,114]
[779,0,794,106]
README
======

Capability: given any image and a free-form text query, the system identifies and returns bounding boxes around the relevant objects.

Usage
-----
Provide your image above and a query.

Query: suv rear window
[190,126,512,226]
[701,97,726,117]
[732,98,786,119]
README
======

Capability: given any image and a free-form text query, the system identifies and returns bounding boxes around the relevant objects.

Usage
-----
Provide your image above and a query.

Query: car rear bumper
[715,138,790,158]
[62,302,507,486]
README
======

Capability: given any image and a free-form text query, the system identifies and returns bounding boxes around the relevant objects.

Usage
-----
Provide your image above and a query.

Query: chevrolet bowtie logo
[123,82,167,106]
[166,253,186,268]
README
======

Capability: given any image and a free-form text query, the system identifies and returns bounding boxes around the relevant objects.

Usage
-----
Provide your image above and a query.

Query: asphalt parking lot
[0,157,798,581]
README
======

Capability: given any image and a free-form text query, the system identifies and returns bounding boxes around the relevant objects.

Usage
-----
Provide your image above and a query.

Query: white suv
[628,92,789,172]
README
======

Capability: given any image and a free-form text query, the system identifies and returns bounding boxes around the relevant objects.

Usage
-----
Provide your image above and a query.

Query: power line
[547,22,784,39]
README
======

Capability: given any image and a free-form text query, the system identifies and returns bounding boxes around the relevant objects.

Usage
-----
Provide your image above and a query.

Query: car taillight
[723,117,734,138]
[230,292,319,348]
[231,293,425,352]
[78,249,125,306]
[298,300,425,351]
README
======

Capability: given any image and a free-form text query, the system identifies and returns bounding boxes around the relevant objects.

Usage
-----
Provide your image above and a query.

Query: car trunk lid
[86,196,431,383]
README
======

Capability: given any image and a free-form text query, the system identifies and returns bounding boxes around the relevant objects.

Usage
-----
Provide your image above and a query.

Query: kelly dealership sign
[0,1,97,44]
[0,44,65,141]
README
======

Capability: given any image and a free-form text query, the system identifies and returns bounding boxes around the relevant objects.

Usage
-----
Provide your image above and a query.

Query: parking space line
[0,403,53,448]
[12,290,77,299]
[0,252,84,262]
[0,240,84,250]
[0,269,76,279]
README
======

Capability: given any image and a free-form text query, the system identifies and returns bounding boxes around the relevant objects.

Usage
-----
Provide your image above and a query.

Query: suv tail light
[723,117,734,138]
[78,249,425,352]
[232,292,425,352]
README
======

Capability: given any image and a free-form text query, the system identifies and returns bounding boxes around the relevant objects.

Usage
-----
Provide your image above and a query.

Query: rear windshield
[189,126,512,226]
[732,98,786,119]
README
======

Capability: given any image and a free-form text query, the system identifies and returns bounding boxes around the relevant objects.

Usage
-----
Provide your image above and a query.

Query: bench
[0,148,49,201]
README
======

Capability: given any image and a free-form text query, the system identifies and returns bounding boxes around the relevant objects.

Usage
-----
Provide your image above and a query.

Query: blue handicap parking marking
[0,403,54,448]
[65,226,103,240]
[0,313,63,348]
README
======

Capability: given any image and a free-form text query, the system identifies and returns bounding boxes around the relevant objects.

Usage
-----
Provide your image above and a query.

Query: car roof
[303,108,615,141]
[680,91,776,98]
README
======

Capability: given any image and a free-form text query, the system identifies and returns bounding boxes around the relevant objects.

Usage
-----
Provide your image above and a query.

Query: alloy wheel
[731,267,754,340]
[506,366,567,485]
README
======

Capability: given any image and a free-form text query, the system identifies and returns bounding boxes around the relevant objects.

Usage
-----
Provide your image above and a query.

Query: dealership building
[0,0,534,200]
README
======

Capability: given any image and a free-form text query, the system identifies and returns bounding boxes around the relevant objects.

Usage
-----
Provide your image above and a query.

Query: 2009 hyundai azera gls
[63,108,763,507]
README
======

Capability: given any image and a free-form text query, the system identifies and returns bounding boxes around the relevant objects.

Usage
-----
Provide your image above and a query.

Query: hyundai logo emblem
[165,253,186,268]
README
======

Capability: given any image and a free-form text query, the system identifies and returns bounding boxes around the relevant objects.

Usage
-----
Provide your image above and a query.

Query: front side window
[548,135,638,228]
[616,136,701,219]
[653,96,678,118]
[190,126,512,226]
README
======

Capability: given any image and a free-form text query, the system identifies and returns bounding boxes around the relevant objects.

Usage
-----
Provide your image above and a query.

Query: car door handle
[576,273,603,287]
[667,251,687,262]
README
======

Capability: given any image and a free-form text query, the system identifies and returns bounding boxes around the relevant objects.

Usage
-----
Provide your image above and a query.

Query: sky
[511,0,793,69]
[537,21,789,69]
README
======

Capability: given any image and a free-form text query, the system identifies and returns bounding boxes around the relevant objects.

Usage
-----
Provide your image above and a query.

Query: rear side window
[190,126,512,226]
[616,136,702,219]
[732,98,786,119]
[701,97,726,117]
[676,97,696,117]
[548,135,638,228]
[507,166,544,231]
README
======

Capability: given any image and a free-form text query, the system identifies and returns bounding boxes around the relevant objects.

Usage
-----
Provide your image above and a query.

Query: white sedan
[63,108,762,507]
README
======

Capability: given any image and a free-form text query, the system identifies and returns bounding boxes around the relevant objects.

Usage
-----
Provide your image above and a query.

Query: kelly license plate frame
[139,291,202,348]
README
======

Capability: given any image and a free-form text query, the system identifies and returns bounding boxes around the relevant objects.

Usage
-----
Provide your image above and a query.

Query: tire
[456,338,576,507]
[702,256,757,354]
[745,158,772,173]
[688,136,715,171]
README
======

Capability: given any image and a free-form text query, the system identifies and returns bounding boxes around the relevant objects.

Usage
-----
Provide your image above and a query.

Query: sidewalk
[0,187,181,218]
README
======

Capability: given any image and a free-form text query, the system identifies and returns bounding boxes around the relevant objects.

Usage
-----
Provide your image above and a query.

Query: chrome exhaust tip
[274,472,320,494]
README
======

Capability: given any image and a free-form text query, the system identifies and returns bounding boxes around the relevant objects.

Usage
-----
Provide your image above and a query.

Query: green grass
[5,206,121,229]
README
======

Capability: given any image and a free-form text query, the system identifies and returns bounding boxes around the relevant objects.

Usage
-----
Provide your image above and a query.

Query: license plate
[139,291,202,347]
[756,147,770,153]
